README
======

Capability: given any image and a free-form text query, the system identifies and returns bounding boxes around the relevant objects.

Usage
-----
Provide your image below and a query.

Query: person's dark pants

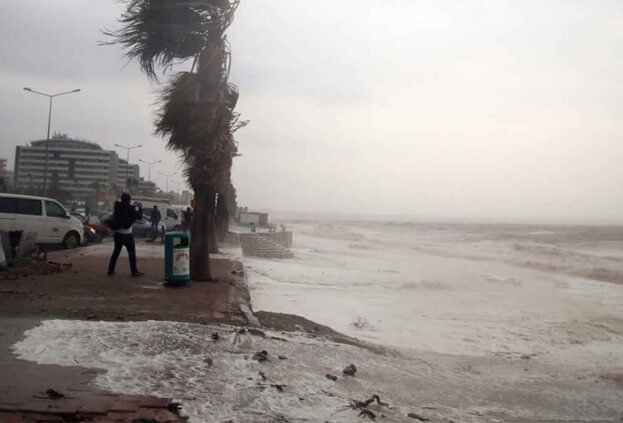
[108,232,138,274]
[150,221,160,240]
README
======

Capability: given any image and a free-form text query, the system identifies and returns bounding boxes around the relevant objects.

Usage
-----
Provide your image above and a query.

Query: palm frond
[103,0,236,79]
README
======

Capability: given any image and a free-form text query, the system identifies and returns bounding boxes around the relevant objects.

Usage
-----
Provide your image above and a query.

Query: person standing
[107,193,144,277]
[150,205,161,241]
[183,207,193,232]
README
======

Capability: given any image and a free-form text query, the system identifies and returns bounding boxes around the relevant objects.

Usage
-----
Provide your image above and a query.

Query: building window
[68,159,76,178]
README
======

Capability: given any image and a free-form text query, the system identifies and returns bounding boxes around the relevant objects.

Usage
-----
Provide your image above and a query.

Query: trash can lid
[165,231,189,238]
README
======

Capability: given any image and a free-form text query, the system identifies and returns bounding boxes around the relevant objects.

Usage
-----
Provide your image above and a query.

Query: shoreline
[2,232,623,422]
[0,239,386,422]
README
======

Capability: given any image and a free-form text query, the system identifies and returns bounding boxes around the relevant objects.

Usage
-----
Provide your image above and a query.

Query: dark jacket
[110,201,143,230]
[151,208,161,223]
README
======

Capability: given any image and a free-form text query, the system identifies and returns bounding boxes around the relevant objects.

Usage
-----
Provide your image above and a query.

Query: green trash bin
[165,231,190,286]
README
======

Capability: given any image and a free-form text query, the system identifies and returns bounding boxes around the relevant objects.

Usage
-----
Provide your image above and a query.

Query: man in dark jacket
[183,207,193,232]
[150,205,161,241]
[107,193,144,277]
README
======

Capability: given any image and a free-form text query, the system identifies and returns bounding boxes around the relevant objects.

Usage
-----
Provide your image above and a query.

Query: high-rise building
[14,134,141,196]
[137,177,157,195]
[0,158,11,191]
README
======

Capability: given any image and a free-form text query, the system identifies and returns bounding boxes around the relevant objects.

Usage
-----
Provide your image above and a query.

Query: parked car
[70,212,110,244]
[133,215,153,238]
[135,197,182,231]
[99,212,163,238]
[0,193,84,249]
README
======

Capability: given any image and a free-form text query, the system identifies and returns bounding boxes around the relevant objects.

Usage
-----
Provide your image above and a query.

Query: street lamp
[23,87,81,196]
[159,171,176,193]
[138,159,162,182]
[115,143,143,191]
[170,179,183,200]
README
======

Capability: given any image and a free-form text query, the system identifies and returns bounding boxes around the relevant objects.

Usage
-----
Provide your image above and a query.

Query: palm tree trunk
[208,190,219,254]
[208,221,219,253]
[216,191,228,242]
[196,41,225,256]
[190,183,215,281]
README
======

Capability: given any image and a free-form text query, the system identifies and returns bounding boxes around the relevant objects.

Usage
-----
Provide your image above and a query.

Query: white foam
[245,221,623,362]
[13,319,623,422]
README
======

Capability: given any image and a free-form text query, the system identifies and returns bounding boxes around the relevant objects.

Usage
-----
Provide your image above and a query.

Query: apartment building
[14,135,140,196]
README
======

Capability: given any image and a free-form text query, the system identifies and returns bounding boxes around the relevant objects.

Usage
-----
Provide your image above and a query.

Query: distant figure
[150,205,161,241]
[281,224,286,232]
[183,207,193,232]
[250,222,256,233]
[84,205,90,223]
[107,193,144,277]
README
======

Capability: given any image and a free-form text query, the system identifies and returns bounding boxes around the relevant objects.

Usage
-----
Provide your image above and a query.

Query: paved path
[0,239,255,422]
[0,240,253,325]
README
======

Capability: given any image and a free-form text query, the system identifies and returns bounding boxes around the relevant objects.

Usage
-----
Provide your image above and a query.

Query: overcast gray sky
[1,0,622,223]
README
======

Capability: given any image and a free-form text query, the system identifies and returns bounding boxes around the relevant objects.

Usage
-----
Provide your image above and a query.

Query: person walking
[150,205,161,241]
[183,207,193,232]
[107,193,144,277]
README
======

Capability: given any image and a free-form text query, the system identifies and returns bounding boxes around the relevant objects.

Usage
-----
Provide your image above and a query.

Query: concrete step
[238,233,294,259]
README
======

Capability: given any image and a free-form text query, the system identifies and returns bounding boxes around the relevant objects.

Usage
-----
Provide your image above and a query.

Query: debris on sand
[47,260,72,272]
[520,353,538,360]
[359,409,377,420]
[211,332,220,341]
[407,411,430,421]
[255,383,287,392]
[167,402,183,415]
[343,363,357,376]
[272,384,285,392]
[248,328,266,337]
[1,259,73,280]
[278,355,288,360]
[253,350,269,362]
[325,374,338,381]
[45,388,65,400]
[350,395,388,409]
[341,395,388,421]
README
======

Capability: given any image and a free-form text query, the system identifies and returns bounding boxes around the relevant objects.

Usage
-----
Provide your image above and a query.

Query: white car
[135,198,182,231]
[0,193,84,249]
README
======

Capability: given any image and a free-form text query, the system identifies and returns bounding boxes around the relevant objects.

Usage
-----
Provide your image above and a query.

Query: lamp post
[115,143,143,191]
[23,87,81,196]
[171,179,183,202]
[159,171,176,193]
[138,159,162,182]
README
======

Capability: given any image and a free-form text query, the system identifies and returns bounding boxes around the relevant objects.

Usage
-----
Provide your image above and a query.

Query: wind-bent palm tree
[105,0,242,281]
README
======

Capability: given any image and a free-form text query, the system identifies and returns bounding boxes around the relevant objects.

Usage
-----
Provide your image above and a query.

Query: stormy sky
[1,0,622,223]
